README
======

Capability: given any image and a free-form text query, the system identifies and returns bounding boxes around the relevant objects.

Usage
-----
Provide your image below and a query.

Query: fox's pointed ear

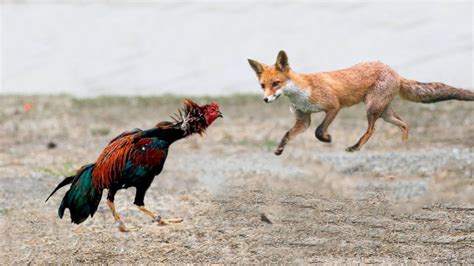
[248,59,264,76]
[275,50,290,72]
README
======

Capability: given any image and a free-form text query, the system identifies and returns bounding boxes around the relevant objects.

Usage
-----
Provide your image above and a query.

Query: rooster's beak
[218,111,223,118]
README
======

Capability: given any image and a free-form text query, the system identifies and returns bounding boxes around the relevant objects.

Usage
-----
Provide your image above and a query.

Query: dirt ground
[0,95,472,263]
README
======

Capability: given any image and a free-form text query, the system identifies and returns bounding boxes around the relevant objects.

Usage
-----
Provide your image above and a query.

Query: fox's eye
[272,81,280,87]
[260,83,265,89]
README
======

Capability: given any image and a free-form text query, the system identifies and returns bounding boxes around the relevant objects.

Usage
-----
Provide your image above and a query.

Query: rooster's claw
[153,216,184,226]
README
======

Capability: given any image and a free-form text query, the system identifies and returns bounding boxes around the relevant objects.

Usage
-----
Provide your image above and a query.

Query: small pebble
[47,142,57,149]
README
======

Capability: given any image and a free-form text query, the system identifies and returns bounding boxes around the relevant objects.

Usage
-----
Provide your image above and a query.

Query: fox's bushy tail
[46,164,102,224]
[400,78,474,103]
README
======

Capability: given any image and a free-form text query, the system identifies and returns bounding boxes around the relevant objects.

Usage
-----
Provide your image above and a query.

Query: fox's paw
[315,129,332,143]
[345,146,360,152]
[274,148,284,156]
[317,134,332,143]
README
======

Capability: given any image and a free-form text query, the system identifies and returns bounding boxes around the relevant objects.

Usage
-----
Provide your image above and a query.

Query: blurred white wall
[1,1,472,96]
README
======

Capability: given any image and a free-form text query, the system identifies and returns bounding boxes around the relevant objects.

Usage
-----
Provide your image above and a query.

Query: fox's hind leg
[275,110,311,155]
[382,107,409,141]
[347,74,398,152]
[346,110,380,152]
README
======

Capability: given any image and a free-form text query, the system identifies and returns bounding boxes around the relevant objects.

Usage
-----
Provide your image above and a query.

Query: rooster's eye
[272,81,280,87]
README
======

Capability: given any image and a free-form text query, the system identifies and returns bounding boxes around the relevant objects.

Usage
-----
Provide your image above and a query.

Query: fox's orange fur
[248,50,474,154]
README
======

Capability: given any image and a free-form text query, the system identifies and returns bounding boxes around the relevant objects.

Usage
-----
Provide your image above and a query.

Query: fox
[248,50,474,155]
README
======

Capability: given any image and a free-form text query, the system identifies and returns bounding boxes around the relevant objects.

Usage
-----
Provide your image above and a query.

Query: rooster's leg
[107,191,135,232]
[136,205,183,225]
[107,200,135,232]
[134,187,183,226]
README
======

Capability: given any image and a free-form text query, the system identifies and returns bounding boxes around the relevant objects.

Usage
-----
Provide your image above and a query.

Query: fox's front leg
[275,110,311,155]
[315,108,340,143]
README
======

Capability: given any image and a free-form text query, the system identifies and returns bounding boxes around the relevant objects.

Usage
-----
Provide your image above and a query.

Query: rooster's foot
[115,220,137,232]
[153,216,183,226]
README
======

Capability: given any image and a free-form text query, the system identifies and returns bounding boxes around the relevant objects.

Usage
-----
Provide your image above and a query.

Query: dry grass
[0,95,472,263]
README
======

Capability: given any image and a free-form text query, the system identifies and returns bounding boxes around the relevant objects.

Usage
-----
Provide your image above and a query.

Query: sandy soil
[0,95,473,263]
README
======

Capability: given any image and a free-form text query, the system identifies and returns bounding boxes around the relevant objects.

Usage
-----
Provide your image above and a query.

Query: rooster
[46,99,222,232]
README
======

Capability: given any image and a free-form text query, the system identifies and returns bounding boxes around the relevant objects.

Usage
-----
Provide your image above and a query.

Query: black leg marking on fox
[315,108,339,143]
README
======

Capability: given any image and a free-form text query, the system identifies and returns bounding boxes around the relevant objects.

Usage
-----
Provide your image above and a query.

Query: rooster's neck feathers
[165,99,209,136]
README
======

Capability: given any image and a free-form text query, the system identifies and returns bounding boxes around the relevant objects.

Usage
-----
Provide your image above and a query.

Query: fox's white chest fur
[282,81,324,113]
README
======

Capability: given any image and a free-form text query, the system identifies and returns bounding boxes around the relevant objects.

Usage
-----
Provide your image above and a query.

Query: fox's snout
[263,90,282,103]
[263,96,275,103]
